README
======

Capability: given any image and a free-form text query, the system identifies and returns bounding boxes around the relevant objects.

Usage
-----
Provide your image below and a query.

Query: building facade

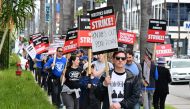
[127,0,190,55]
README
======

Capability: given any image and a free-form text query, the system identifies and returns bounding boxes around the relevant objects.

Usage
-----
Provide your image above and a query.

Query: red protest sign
[117,30,136,45]
[42,36,49,50]
[78,30,92,47]
[90,15,116,30]
[47,47,56,55]
[156,44,173,57]
[63,28,78,54]
[147,19,167,43]
[32,34,47,54]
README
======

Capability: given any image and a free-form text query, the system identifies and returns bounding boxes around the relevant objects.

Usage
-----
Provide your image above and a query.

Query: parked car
[167,59,190,83]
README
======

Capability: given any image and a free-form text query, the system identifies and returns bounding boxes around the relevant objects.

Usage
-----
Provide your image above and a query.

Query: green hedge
[0,67,55,109]
[9,53,20,66]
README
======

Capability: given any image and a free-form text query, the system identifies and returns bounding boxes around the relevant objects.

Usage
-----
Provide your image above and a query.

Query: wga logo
[55,62,64,72]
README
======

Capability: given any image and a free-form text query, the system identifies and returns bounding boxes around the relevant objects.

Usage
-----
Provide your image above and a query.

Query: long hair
[67,55,78,68]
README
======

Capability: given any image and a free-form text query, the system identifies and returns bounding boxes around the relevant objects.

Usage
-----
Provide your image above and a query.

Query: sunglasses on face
[57,50,63,53]
[115,56,126,61]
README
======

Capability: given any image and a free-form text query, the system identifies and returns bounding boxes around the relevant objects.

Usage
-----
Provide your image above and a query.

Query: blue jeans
[133,102,140,109]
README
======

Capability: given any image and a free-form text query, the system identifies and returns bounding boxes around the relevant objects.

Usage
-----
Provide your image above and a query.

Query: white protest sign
[89,6,118,54]
[25,44,37,59]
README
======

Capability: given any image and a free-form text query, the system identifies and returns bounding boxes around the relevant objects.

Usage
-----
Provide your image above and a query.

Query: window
[167,3,190,26]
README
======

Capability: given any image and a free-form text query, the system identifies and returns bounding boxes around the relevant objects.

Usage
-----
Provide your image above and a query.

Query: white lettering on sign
[68,30,77,34]
[91,9,113,18]
[64,44,77,50]
[33,36,41,42]
[148,34,164,40]
[80,37,92,43]
[91,11,103,18]
[68,35,77,40]
[81,18,90,22]
[119,33,134,43]
[153,26,162,29]
[91,17,114,30]
[156,49,172,54]
[150,20,166,24]
[103,9,113,15]
[36,46,45,53]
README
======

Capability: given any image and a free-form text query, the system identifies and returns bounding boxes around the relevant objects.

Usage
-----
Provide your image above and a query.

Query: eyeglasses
[57,50,63,53]
[115,57,126,61]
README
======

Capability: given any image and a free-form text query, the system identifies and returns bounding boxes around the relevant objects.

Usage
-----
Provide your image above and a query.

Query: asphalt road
[166,83,190,109]
[169,83,190,100]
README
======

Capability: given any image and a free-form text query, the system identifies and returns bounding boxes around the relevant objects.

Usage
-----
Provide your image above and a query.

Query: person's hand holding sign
[103,76,111,87]
[51,63,55,68]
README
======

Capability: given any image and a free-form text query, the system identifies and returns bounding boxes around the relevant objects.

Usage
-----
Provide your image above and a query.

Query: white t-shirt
[111,71,126,103]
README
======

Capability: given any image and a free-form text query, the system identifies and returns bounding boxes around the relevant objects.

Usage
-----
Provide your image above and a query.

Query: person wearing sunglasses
[44,47,67,108]
[95,51,141,109]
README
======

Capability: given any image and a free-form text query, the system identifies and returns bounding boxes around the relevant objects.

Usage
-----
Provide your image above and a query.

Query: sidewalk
[166,94,190,109]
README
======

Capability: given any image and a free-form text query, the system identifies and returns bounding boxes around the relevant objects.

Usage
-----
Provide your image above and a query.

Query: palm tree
[58,0,63,35]
[0,0,2,13]
[107,0,133,50]
[49,0,52,41]
[53,0,57,35]
[62,0,74,35]
[0,0,34,54]
[140,0,153,62]
[0,0,35,68]
[32,14,35,34]
[40,0,45,34]
[82,0,87,15]
[107,0,122,31]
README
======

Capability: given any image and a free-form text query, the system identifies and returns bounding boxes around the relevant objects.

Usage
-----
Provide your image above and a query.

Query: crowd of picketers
[26,47,171,109]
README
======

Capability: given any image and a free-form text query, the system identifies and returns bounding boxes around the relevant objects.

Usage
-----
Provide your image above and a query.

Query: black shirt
[64,67,83,89]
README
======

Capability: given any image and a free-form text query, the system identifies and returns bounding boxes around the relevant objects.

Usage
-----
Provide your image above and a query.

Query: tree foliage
[0,0,35,69]
[0,0,35,31]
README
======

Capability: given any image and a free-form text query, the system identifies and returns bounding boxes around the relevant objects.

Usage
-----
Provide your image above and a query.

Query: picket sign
[25,44,37,59]
[89,6,119,106]
[156,44,173,57]
[78,15,92,76]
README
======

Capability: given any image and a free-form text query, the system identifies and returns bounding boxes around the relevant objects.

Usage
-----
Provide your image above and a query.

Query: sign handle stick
[61,53,69,86]
[115,11,119,24]
[152,43,157,62]
[52,53,56,70]
[87,48,92,76]
[104,53,112,106]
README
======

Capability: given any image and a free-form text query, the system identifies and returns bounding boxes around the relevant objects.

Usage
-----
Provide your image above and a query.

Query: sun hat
[157,57,166,64]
